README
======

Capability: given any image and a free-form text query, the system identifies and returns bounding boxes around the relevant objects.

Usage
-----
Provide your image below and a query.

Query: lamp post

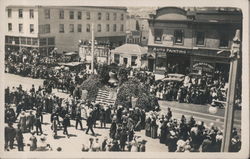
[221,29,241,152]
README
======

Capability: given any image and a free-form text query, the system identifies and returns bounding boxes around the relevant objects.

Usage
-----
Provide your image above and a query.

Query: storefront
[148,46,192,74]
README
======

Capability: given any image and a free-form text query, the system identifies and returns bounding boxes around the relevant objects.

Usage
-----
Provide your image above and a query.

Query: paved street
[4,73,242,152]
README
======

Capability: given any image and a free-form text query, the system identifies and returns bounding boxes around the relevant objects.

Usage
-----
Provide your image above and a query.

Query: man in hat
[26,110,35,132]
[101,137,108,151]
[75,107,83,130]
[5,122,16,150]
[99,107,106,128]
[63,114,70,138]
[34,113,43,135]
[16,123,24,151]
[86,114,95,136]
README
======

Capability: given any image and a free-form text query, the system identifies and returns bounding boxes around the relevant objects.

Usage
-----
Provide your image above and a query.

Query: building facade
[5,6,127,55]
[147,7,242,80]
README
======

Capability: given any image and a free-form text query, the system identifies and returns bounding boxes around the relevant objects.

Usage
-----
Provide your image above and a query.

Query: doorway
[148,58,155,72]
[123,58,128,65]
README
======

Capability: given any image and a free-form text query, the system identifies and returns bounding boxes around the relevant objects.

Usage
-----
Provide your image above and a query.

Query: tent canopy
[111,44,147,55]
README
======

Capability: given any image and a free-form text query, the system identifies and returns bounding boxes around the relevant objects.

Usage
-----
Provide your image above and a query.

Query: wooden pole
[221,29,241,152]
[91,23,94,74]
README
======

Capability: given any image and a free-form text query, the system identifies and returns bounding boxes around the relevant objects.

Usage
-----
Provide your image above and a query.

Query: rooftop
[112,44,147,55]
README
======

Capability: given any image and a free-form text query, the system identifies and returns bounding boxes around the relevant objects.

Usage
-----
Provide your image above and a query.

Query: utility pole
[91,23,94,74]
[221,29,241,152]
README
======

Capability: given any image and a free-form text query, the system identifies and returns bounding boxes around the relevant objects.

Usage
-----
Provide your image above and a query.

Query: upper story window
[196,31,205,46]
[59,10,64,19]
[113,13,117,20]
[97,24,101,32]
[8,9,12,18]
[174,30,183,44]
[86,12,90,20]
[69,11,74,19]
[106,24,110,32]
[8,23,12,31]
[154,29,163,42]
[77,24,82,32]
[69,24,74,32]
[78,11,82,20]
[113,24,117,32]
[30,9,34,19]
[106,13,110,20]
[19,23,23,33]
[121,14,124,20]
[30,24,34,33]
[18,9,23,18]
[45,24,50,33]
[86,24,90,32]
[219,33,229,48]
[98,12,102,20]
[120,24,124,32]
[44,9,50,19]
[59,24,64,33]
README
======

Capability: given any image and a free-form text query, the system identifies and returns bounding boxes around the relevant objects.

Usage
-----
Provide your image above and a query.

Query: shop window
[44,9,50,19]
[18,9,23,18]
[48,37,55,45]
[77,24,82,32]
[30,24,34,33]
[32,38,38,45]
[154,29,163,42]
[98,12,102,20]
[69,24,74,32]
[8,23,12,31]
[106,13,110,20]
[30,9,34,19]
[8,9,12,18]
[59,10,64,19]
[21,37,26,44]
[131,56,137,66]
[106,24,110,32]
[69,11,74,19]
[220,33,229,48]
[114,54,120,64]
[86,12,90,20]
[78,11,82,19]
[97,24,101,32]
[174,30,183,44]
[59,24,64,33]
[39,38,47,46]
[196,31,205,46]
[19,23,23,33]
[27,38,32,45]
[86,24,90,32]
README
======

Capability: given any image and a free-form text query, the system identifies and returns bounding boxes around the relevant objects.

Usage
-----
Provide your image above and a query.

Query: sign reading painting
[152,47,190,54]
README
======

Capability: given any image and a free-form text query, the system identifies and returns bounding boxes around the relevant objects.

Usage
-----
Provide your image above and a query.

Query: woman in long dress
[19,111,27,133]
[145,117,151,137]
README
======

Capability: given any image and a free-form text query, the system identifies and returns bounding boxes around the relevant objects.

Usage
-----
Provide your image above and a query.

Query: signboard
[192,62,214,72]
[152,47,190,55]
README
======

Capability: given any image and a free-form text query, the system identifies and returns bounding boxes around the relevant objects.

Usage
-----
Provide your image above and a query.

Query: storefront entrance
[166,54,190,75]
[148,58,155,72]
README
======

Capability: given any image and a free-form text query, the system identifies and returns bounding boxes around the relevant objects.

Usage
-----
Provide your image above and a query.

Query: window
[59,10,64,19]
[59,24,64,33]
[106,13,110,20]
[48,37,55,45]
[21,37,26,44]
[32,38,38,45]
[30,24,34,33]
[86,12,90,20]
[8,9,12,18]
[44,9,50,19]
[174,30,183,44]
[97,24,101,32]
[220,33,229,48]
[120,24,124,32]
[19,24,23,33]
[77,24,82,32]
[106,24,110,32]
[8,23,12,31]
[154,29,163,42]
[30,9,34,18]
[131,56,137,66]
[39,38,47,46]
[69,11,74,19]
[98,12,102,20]
[69,24,74,32]
[196,31,205,46]
[27,38,32,45]
[113,24,116,32]
[114,54,120,64]
[86,24,90,32]
[78,11,82,19]
[45,24,50,33]
[121,14,124,20]
[113,13,117,20]
[19,9,23,18]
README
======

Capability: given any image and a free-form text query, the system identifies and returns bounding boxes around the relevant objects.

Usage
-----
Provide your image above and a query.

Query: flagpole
[91,23,94,74]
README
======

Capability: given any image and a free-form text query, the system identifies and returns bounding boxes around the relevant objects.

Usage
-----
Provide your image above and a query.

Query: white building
[5,6,127,55]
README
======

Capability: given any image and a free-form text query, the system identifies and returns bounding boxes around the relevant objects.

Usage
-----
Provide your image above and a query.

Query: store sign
[152,47,189,54]
[193,62,214,72]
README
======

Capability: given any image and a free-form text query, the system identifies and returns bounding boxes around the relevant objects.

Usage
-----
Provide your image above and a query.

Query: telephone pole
[221,29,241,152]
